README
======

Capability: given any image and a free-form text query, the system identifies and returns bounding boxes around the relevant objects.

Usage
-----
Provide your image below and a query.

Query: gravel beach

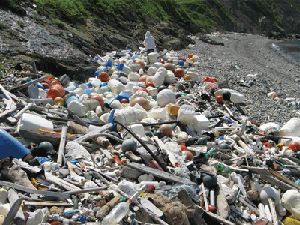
[178,33,300,125]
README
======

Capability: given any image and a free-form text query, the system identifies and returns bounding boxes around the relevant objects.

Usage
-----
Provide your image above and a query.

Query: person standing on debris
[144,31,156,54]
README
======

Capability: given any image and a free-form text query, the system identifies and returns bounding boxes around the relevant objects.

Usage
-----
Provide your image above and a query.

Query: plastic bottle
[205,148,218,157]
[101,200,131,225]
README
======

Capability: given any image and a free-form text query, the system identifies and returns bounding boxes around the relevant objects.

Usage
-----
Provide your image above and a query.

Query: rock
[121,166,143,179]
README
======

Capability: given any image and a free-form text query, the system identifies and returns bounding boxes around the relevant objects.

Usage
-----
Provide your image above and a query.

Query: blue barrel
[0,129,31,159]
[66,96,80,105]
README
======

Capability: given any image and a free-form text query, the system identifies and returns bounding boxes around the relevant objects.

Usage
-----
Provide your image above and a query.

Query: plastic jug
[177,105,195,124]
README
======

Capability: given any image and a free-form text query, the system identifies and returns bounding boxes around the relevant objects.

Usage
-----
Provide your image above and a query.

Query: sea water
[273,40,300,63]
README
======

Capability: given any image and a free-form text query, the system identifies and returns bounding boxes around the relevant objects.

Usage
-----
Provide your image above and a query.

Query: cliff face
[0,0,300,80]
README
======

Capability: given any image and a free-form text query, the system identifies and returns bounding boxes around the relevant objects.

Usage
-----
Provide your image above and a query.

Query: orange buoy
[98,72,109,82]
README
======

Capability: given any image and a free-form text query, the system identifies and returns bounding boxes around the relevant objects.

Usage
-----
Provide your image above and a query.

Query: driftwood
[0,181,69,199]
[57,126,68,166]
[23,201,73,207]
[69,121,113,146]
[10,76,47,93]
[244,166,296,191]
[44,172,80,192]
[72,123,112,147]
[128,163,196,185]
[18,128,76,145]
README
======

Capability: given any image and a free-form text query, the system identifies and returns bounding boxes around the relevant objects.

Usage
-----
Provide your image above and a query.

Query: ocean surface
[274,40,300,63]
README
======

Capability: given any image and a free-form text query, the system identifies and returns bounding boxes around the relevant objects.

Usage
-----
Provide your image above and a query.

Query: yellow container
[54,97,64,106]
[167,103,180,116]
[184,75,191,81]
[283,217,300,225]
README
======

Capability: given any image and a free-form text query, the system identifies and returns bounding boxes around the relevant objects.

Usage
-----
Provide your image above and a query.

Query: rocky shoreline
[178,33,300,124]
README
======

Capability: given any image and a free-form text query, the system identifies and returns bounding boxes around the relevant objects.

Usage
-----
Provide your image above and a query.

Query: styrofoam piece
[192,115,209,132]
[148,108,167,120]
[129,124,146,137]
[177,105,195,124]
[148,88,157,96]
[17,113,53,133]
[280,118,300,137]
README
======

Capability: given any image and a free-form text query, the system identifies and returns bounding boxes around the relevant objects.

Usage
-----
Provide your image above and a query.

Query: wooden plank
[0,181,70,199]
[23,201,73,206]
[10,76,47,93]
[128,163,196,185]
[73,123,112,143]
[57,126,68,166]
[244,167,296,191]
[64,186,107,195]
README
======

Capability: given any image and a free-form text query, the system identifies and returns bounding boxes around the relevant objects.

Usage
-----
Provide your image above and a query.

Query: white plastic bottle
[101,200,131,225]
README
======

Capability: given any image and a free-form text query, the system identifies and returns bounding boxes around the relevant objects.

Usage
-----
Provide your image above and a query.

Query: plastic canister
[167,103,180,116]
[0,129,31,159]
[66,96,80,105]
[54,97,64,106]
[47,83,65,100]
[177,105,195,124]
[230,92,246,103]
[147,52,158,64]
[17,113,53,133]
[192,115,209,132]
[178,61,185,66]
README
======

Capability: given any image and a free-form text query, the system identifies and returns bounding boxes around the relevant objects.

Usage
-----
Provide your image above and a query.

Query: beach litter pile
[0,31,300,225]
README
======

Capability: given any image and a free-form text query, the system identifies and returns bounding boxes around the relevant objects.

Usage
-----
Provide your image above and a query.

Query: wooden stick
[3,198,23,225]
[10,76,47,93]
[64,186,107,195]
[201,183,209,211]
[23,201,73,206]
[268,199,279,225]
[128,163,196,185]
[0,181,69,199]
[57,126,68,166]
